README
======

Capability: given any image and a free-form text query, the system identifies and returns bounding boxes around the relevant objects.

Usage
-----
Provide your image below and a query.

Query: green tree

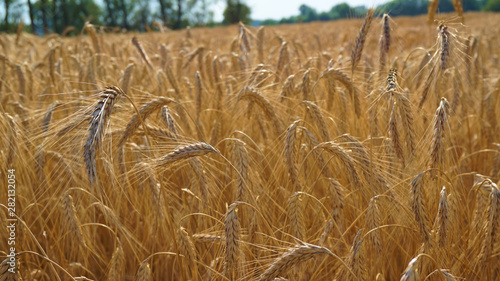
[189,0,215,27]
[484,0,500,10]
[1,0,24,32]
[157,0,172,26]
[318,11,332,21]
[3,0,13,29]
[31,0,101,34]
[103,0,117,26]
[330,3,355,19]
[223,0,251,25]
[298,4,318,22]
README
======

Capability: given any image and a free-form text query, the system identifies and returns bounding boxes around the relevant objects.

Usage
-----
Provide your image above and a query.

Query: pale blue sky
[212,0,388,21]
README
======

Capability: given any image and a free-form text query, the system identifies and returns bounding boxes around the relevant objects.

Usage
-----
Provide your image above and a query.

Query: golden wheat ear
[84,86,123,184]
[257,243,332,281]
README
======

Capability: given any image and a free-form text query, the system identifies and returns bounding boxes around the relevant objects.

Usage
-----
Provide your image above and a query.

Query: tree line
[258,0,498,26]
[1,0,500,34]
[0,0,251,34]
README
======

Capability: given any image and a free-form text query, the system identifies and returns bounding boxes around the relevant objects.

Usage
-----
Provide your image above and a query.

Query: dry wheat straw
[428,0,439,23]
[300,127,332,178]
[319,178,345,245]
[335,229,366,281]
[117,97,174,147]
[238,87,283,135]
[186,158,206,201]
[315,142,360,187]
[257,244,332,281]
[301,101,329,142]
[320,68,360,116]
[418,66,436,108]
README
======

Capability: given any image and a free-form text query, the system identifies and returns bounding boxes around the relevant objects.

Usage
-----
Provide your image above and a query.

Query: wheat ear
[351,8,374,73]
[132,36,153,70]
[107,239,125,281]
[224,203,241,281]
[257,244,332,281]
[84,86,123,184]
[135,262,153,281]
[154,142,217,168]
[410,172,431,242]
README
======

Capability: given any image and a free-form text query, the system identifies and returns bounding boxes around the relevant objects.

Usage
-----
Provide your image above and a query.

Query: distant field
[0,12,499,281]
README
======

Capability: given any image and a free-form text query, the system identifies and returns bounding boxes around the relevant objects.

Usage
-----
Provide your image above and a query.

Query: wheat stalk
[117,97,175,147]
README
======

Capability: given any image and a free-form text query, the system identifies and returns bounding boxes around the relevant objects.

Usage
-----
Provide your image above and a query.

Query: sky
[212,0,389,21]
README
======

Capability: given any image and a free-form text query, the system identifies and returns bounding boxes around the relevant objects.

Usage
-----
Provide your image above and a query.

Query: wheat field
[0,11,499,281]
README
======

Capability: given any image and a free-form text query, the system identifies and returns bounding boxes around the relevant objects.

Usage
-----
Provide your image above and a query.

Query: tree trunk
[27,0,36,34]
[52,0,58,33]
[104,0,116,26]
[120,0,129,29]
[236,0,241,23]
[176,0,181,29]
[61,0,68,30]
[158,0,167,25]
[4,0,10,27]
[41,0,48,34]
